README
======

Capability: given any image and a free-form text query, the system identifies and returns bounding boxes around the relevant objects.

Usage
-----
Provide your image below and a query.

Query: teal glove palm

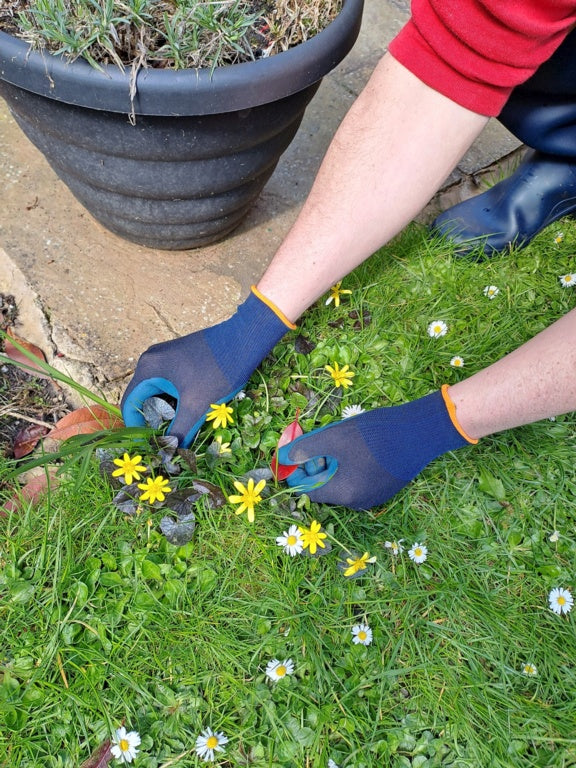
[277,387,477,509]
[121,287,294,447]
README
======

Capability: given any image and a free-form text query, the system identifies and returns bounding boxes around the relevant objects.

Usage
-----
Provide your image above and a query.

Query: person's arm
[278,309,576,510]
[258,53,488,321]
[450,307,576,438]
[121,55,488,442]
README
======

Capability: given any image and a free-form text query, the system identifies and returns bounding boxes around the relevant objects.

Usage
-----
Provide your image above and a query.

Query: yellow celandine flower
[325,362,355,389]
[325,281,352,307]
[206,402,234,429]
[343,551,377,577]
[112,453,147,485]
[298,520,327,555]
[228,478,266,523]
[215,435,232,455]
[138,475,172,504]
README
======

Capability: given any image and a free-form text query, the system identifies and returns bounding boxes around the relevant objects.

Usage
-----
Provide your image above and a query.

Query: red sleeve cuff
[389,22,513,116]
[389,0,576,118]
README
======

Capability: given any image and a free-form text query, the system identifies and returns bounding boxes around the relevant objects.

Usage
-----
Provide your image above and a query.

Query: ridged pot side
[0,0,364,249]
[1,79,319,249]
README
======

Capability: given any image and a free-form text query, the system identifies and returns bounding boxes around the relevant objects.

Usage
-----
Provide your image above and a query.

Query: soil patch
[1,293,69,458]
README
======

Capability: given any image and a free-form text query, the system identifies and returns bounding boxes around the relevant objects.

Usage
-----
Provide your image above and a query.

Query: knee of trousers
[498,28,576,156]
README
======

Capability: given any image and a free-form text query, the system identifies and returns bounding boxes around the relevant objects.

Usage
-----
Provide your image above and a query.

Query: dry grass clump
[0,0,342,70]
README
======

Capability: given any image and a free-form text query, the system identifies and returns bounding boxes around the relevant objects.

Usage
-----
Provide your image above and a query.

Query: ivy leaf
[244,467,274,484]
[160,511,196,545]
[112,484,140,516]
[294,334,316,355]
[154,434,181,475]
[349,308,372,330]
[190,480,226,508]
[302,539,332,558]
[271,417,303,481]
[176,448,197,473]
[142,397,175,429]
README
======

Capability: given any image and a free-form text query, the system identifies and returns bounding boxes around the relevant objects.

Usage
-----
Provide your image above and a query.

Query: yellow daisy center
[558,596,566,606]
[287,535,297,546]
[206,736,218,749]
[119,739,129,752]
[358,631,367,641]
[276,665,287,677]
[414,548,422,557]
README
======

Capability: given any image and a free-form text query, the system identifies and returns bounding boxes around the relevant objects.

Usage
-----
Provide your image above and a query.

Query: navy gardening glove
[277,386,477,509]
[121,287,295,447]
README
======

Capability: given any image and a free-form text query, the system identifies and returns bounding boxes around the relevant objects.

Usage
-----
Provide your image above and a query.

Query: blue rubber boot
[433,151,576,256]
[432,28,576,257]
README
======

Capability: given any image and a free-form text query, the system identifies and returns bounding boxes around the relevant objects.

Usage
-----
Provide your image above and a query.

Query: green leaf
[141,558,163,581]
[8,581,35,604]
[99,572,124,587]
[477,469,506,500]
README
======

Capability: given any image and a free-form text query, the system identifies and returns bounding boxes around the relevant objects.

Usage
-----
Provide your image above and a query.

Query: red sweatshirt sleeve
[388,0,576,116]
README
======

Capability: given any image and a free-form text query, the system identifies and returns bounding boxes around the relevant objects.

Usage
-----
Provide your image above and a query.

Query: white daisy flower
[384,540,404,556]
[549,530,560,543]
[554,231,565,244]
[408,542,427,564]
[450,355,464,368]
[427,320,448,338]
[483,285,500,299]
[234,390,246,400]
[328,760,340,768]
[195,728,229,762]
[549,587,573,615]
[342,404,365,419]
[522,662,538,677]
[276,525,304,556]
[266,658,295,682]
[111,727,141,764]
[559,273,576,287]
[351,623,373,646]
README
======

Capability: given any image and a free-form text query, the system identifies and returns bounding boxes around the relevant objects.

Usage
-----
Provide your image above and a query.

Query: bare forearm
[258,54,488,321]
[451,308,576,438]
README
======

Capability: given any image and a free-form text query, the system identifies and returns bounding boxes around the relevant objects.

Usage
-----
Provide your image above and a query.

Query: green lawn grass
[2,221,576,767]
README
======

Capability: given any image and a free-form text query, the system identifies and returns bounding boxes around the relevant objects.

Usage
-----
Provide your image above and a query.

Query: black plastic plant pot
[0,0,363,250]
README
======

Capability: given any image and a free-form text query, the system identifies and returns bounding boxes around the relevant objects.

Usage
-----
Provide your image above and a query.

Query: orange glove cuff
[251,285,296,330]
[441,384,479,445]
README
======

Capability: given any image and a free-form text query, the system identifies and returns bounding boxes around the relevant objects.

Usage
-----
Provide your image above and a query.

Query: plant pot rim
[0,0,363,116]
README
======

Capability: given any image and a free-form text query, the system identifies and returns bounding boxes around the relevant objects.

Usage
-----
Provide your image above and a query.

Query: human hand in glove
[121,287,295,447]
[277,386,477,509]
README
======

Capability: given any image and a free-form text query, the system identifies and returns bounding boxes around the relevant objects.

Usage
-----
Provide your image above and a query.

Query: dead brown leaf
[4,327,50,378]
[2,467,59,515]
[13,422,50,459]
[46,404,124,442]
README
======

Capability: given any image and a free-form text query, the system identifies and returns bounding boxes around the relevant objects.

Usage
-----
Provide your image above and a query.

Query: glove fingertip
[167,411,207,449]
[285,458,338,492]
[121,393,148,428]
[303,457,327,475]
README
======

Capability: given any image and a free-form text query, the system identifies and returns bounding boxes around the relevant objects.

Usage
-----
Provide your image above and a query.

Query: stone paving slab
[0,0,521,405]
